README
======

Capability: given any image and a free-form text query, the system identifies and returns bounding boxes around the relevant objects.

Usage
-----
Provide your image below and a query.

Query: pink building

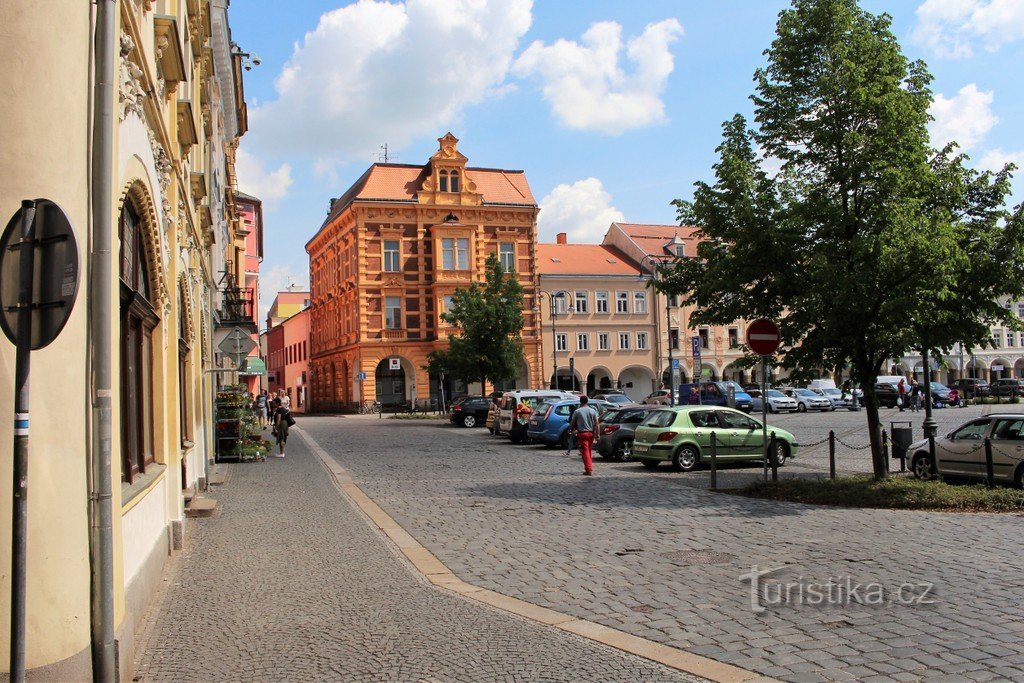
[233,191,265,392]
[265,300,311,412]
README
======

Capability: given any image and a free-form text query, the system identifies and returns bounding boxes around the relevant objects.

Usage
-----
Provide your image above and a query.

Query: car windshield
[606,394,632,404]
[642,410,677,428]
[823,388,842,396]
[930,382,948,391]
[766,390,785,398]
[795,389,817,397]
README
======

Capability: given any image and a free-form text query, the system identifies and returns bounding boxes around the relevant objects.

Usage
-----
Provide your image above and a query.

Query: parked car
[642,389,673,405]
[784,388,833,412]
[631,406,798,471]
[596,406,653,461]
[952,377,990,399]
[748,388,798,413]
[526,399,579,448]
[449,396,491,428]
[810,387,850,410]
[588,398,617,415]
[590,392,634,406]
[928,382,954,406]
[871,381,902,408]
[497,390,576,443]
[908,413,1024,486]
[677,381,754,413]
[990,378,1024,397]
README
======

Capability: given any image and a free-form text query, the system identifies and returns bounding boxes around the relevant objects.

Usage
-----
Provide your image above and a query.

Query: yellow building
[307,133,543,410]
[0,1,250,678]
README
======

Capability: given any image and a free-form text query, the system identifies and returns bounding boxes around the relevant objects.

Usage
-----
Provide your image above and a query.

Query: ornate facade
[307,134,543,410]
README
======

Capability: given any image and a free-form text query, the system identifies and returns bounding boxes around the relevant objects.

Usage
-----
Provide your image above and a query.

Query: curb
[294,426,777,683]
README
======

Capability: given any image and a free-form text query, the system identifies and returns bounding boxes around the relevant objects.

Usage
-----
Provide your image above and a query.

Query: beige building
[536,237,659,402]
[0,1,251,679]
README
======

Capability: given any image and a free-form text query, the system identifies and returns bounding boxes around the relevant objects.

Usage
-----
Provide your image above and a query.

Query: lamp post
[539,290,568,390]
[640,255,675,406]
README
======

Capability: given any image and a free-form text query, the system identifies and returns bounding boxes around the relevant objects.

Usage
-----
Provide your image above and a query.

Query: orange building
[306,133,543,411]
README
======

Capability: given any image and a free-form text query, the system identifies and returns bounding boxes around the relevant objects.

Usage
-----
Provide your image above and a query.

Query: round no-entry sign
[746,318,781,356]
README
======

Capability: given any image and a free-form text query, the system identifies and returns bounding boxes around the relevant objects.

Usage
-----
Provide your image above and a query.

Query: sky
[228,0,1024,320]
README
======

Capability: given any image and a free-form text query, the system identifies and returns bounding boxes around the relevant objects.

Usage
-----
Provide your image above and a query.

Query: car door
[686,409,726,456]
[988,418,1024,482]
[717,410,763,458]
[937,419,991,476]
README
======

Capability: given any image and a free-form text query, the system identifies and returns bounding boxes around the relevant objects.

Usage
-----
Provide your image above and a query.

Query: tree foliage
[429,254,526,391]
[662,0,1024,477]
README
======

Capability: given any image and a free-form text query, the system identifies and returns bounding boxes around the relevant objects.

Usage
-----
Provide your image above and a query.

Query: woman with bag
[273,399,294,457]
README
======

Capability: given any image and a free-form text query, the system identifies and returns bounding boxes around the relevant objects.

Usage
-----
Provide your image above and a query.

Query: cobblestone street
[293,413,1024,682]
[131,420,699,682]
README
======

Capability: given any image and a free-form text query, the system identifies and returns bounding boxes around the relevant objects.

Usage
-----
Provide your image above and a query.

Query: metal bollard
[881,428,890,474]
[828,430,836,479]
[985,437,995,488]
[770,431,778,482]
[710,431,718,490]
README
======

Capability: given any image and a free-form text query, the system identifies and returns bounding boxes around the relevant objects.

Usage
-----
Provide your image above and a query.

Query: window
[383,240,400,272]
[385,296,401,329]
[577,333,590,351]
[1008,331,1016,347]
[618,332,631,350]
[615,291,629,313]
[441,237,469,270]
[633,291,648,314]
[555,332,568,352]
[450,170,460,193]
[574,291,589,314]
[119,198,159,482]
[442,295,454,312]
[596,291,609,313]
[699,328,710,349]
[992,331,1002,348]
[597,333,610,351]
[637,332,649,350]
[675,244,685,258]
[1018,303,1024,318]
[728,328,739,348]
[668,294,679,308]
[552,292,568,315]
[669,328,679,350]
[439,170,449,192]
[499,242,515,272]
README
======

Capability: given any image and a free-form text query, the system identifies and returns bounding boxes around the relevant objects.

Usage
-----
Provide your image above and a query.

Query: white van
[874,375,907,388]
[808,379,837,391]
[497,389,576,443]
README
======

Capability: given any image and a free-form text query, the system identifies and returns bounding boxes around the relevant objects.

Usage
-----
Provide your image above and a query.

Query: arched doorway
[550,368,581,392]
[618,366,656,402]
[375,357,408,406]
[700,363,720,381]
[1015,358,1024,379]
[587,366,614,395]
[991,358,1012,381]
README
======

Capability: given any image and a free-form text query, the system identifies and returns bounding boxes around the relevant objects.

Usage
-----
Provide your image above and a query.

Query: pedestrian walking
[910,381,922,412]
[568,396,600,476]
[256,390,269,429]
[272,398,294,457]
[898,378,907,411]
[280,391,292,409]
[565,404,578,456]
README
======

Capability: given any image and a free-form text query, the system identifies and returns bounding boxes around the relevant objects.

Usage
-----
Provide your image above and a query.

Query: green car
[631,406,798,471]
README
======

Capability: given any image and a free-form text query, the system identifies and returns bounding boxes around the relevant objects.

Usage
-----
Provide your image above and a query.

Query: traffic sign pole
[9,200,36,681]
[745,319,781,482]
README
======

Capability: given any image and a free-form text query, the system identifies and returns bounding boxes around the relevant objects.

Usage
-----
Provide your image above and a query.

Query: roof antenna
[378,144,396,163]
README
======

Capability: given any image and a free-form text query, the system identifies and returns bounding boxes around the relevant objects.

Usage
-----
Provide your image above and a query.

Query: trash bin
[890,421,913,464]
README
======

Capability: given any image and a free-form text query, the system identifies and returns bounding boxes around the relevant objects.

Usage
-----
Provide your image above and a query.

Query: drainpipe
[89,0,117,679]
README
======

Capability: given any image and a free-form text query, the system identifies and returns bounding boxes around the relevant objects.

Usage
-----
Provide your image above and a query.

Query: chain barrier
[834,435,874,450]
[796,436,832,448]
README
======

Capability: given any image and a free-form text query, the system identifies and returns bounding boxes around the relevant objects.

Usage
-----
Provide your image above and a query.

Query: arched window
[438,170,449,193]
[450,170,460,193]
[119,197,159,482]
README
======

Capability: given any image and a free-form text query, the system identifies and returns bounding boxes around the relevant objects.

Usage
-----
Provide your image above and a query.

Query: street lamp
[639,255,675,406]
[538,290,569,390]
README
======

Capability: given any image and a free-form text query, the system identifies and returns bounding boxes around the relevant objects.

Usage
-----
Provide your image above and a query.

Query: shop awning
[238,358,267,376]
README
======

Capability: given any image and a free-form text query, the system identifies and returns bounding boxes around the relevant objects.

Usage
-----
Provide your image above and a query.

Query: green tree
[662,0,1024,478]
[433,253,526,392]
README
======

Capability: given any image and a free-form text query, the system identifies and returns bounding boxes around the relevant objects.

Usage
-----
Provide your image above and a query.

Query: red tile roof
[614,222,702,257]
[536,244,640,276]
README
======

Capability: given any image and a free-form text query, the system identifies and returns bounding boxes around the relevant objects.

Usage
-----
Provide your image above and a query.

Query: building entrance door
[375,358,406,407]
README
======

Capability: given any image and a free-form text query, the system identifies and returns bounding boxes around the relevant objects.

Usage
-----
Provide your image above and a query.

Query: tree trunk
[860,383,889,479]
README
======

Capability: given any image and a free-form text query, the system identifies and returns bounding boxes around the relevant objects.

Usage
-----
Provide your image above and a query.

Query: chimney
[556,232,567,244]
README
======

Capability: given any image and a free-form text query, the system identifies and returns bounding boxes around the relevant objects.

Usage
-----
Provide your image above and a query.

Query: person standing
[897,378,907,412]
[568,396,600,476]
[910,381,921,412]
[272,398,293,457]
[256,390,269,429]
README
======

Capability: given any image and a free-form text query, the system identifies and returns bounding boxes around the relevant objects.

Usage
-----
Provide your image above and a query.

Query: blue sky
[229,0,1024,318]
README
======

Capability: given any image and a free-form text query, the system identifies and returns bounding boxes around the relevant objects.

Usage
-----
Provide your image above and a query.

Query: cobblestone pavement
[301,413,1024,683]
[131,423,699,682]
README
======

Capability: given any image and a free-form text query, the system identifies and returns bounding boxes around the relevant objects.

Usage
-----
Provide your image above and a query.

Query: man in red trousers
[569,395,601,476]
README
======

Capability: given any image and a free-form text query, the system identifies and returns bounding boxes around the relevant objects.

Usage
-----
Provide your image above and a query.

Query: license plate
[633,444,649,454]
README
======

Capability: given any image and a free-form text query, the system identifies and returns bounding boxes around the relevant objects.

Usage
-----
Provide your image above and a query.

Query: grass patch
[737,475,1024,512]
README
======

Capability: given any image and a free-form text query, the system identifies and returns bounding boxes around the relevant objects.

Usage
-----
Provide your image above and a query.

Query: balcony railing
[217,287,256,330]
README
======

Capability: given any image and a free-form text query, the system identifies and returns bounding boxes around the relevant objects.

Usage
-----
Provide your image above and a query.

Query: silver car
[909,413,1024,486]
[749,388,798,413]
[786,388,833,412]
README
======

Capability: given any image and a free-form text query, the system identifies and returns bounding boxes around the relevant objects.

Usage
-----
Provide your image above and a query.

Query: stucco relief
[119,32,147,122]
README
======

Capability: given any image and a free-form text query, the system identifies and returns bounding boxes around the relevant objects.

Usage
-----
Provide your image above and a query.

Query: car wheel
[462,414,477,428]
[672,445,699,472]
[771,441,788,467]
[797,403,806,413]
[911,452,934,480]
[613,439,633,462]
[639,459,661,469]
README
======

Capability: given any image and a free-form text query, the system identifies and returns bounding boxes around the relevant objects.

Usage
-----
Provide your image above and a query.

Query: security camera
[251,54,261,66]
[244,63,252,71]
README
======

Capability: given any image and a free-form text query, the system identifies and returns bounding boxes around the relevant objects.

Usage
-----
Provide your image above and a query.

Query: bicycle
[358,400,381,415]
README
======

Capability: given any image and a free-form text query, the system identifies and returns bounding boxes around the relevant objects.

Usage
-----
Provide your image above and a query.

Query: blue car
[526,399,579,448]
[677,381,754,413]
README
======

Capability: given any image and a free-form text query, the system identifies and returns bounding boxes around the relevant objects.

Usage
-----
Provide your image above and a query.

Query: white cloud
[909,0,1024,58]
[512,18,683,135]
[538,178,625,244]
[929,83,998,151]
[247,0,532,164]
[236,146,294,209]
[979,147,1024,171]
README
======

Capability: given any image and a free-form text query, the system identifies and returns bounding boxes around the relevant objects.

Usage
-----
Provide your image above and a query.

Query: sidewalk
[131,425,700,682]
